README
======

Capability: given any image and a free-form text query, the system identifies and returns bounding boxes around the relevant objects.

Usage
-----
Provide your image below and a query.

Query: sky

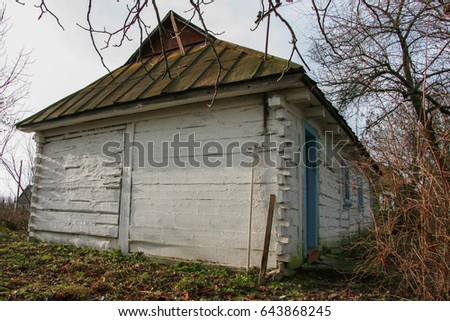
[1,0,316,197]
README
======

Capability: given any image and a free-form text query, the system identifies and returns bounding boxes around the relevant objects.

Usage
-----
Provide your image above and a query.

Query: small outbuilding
[17,11,373,270]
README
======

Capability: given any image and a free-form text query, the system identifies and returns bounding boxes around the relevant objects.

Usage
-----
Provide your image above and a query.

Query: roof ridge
[125,10,214,65]
[214,39,302,71]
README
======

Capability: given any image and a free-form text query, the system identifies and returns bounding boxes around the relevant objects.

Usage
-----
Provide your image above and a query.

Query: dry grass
[359,106,450,300]
[0,199,29,231]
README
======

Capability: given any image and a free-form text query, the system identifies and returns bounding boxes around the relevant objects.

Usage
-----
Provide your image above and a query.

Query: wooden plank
[31,218,118,238]
[131,185,275,203]
[130,205,253,230]
[118,123,135,254]
[32,231,115,250]
[131,167,277,185]
[41,95,263,137]
[129,241,277,269]
[33,187,121,204]
[258,194,276,285]
[33,210,119,225]
[304,107,326,119]
[33,199,119,214]
[170,11,185,56]
[129,225,274,251]
[45,125,126,142]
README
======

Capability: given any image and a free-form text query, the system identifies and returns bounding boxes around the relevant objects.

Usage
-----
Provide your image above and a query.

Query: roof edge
[17,73,305,133]
[300,73,380,173]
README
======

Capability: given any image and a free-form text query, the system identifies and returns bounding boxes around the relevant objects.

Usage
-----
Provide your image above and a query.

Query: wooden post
[119,123,135,254]
[264,3,271,61]
[246,146,256,270]
[170,11,185,56]
[15,160,23,211]
[258,194,276,286]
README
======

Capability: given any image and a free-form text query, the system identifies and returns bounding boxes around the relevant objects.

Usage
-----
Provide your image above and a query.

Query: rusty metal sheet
[117,47,194,103]
[162,44,228,93]
[56,65,130,117]
[221,53,264,84]
[190,44,243,89]
[139,44,214,99]
[26,94,77,125]
[94,58,161,109]
[254,56,294,78]
[80,62,155,113]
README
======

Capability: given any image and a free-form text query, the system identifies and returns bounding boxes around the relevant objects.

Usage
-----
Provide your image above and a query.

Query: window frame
[357,175,364,212]
[343,163,352,208]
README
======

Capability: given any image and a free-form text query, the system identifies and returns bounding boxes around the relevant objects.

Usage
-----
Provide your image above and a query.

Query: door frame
[303,121,319,257]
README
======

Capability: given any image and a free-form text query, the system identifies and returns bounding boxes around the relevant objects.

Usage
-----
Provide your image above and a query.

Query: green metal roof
[17,11,303,129]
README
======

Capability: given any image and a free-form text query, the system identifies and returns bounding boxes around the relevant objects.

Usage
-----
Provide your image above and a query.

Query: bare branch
[189,0,224,107]
[0,7,31,204]
[34,0,64,30]
[151,0,172,79]
[84,0,111,74]
[268,0,310,71]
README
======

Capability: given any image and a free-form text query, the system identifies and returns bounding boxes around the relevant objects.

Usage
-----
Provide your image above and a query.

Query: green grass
[0,225,392,301]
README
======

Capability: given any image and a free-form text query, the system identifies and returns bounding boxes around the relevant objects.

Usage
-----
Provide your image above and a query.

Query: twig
[84,0,111,74]
[151,0,172,79]
[189,0,224,107]
[268,0,310,72]
[34,0,64,30]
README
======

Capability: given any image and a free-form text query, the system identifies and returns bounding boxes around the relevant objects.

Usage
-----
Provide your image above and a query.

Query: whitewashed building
[17,11,373,271]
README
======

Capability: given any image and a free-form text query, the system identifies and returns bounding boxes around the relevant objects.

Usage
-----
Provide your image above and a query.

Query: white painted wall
[27,93,373,269]
[316,132,374,248]
[29,125,125,249]
[268,94,374,259]
[128,97,279,268]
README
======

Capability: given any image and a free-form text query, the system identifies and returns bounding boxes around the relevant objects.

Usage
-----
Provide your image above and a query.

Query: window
[357,176,364,212]
[343,163,352,208]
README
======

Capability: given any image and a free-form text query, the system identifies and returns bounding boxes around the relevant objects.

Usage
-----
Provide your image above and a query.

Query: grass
[0,224,394,301]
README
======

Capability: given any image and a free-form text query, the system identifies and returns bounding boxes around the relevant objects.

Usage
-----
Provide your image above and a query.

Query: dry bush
[0,198,29,231]
[358,107,449,300]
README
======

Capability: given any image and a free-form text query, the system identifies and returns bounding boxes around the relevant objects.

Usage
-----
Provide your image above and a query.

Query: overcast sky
[1,0,315,196]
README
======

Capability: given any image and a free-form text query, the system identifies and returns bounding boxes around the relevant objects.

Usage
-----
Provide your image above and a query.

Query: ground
[0,224,395,301]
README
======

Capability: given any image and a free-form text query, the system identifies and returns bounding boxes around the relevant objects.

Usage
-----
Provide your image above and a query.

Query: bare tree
[0,6,31,201]
[309,0,449,164]
[309,0,449,299]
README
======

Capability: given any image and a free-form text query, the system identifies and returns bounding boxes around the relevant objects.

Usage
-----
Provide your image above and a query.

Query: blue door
[303,123,319,254]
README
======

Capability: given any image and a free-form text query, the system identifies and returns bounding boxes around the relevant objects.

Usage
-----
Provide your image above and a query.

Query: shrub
[0,198,29,231]
[359,106,450,300]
